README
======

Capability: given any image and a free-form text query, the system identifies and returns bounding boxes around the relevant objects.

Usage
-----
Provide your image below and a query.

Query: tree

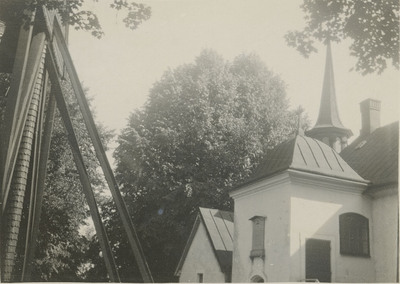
[285,0,399,74]
[0,0,151,38]
[111,50,301,281]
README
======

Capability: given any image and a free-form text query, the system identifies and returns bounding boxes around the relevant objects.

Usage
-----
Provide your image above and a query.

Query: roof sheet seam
[296,139,308,166]
[331,148,346,172]
[302,136,320,168]
[315,138,334,171]
[218,211,234,242]
[208,210,227,251]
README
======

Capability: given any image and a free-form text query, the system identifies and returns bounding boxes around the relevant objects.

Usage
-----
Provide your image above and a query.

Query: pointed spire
[315,40,345,128]
[306,41,352,152]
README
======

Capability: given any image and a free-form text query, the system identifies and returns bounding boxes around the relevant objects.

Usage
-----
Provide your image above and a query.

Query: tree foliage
[0,0,151,38]
[111,50,300,281]
[285,0,399,74]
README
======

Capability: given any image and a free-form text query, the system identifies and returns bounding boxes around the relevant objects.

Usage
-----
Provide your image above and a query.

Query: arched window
[339,213,369,257]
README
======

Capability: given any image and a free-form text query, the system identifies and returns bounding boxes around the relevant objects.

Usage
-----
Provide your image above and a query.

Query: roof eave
[306,126,353,138]
[174,215,201,277]
[289,166,369,184]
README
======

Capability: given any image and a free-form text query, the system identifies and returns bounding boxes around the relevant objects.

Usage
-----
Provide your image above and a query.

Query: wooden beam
[1,14,34,208]
[46,47,120,282]
[21,70,51,281]
[51,17,154,282]
[1,22,46,213]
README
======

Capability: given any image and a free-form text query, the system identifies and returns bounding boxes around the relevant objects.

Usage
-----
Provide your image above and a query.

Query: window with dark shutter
[197,273,203,283]
[250,216,266,259]
[339,213,370,257]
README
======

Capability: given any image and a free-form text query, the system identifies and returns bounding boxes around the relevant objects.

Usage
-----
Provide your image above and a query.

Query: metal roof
[246,134,367,185]
[175,207,234,276]
[199,207,234,272]
[340,121,399,187]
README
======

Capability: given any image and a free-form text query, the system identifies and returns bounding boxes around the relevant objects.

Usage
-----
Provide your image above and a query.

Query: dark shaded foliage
[0,0,151,38]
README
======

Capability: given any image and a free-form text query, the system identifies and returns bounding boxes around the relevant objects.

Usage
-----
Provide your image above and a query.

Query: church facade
[175,43,398,283]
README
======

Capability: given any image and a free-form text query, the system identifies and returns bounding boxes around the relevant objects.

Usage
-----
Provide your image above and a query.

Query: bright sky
[69,0,399,151]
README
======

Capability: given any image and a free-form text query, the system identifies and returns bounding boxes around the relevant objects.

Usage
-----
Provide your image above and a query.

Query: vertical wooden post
[21,70,51,281]
[1,19,46,213]
[1,16,34,207]
[1,18,47,282]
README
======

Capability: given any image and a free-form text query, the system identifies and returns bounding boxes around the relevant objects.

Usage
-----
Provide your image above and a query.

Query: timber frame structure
[0,4,153,282]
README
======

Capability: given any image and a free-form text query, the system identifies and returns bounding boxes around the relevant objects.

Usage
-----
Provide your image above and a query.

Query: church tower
[306,41,352,152]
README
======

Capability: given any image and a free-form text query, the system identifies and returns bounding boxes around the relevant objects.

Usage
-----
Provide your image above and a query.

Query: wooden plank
[46,50,120,282]
[1,14,34,209]
[1,24,46,213]
[50,16,153,282]
[21,70,51,281]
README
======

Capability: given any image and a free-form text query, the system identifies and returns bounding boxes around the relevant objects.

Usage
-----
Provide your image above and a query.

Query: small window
[339,213,369,257]
[197,273,203,283]
[250,216,266,259]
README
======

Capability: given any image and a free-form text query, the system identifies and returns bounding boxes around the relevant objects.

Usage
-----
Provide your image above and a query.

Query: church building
[175,43,399,283]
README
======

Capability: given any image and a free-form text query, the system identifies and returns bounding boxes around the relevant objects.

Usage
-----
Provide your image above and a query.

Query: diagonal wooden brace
[46,48,120,282]
[50,15,154,283]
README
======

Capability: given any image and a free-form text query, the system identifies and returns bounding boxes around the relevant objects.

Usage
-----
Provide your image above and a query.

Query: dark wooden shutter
[306,239,331,283]
[339,213,369,256]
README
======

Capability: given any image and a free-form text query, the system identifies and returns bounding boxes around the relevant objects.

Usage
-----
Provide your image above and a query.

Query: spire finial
[296,106,304,136]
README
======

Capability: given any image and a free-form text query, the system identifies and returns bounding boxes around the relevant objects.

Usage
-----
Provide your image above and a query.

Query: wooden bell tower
[0,4,152,282]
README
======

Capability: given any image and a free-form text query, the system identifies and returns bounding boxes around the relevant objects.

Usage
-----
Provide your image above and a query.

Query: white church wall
[289,172,375,283]
[178,221,226,283]
[230,173,292,282]
[371,187,398,282]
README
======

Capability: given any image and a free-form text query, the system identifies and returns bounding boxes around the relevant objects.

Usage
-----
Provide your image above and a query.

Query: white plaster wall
[179,222,226,283]
[372,188,398,282]
[289,179,375,283]
[231,175,291,282]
